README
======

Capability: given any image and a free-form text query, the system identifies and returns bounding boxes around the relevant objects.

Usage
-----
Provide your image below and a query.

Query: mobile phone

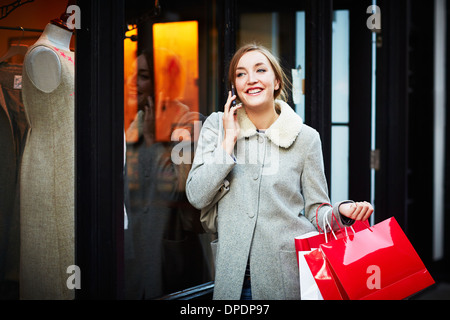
[231,84,237,106]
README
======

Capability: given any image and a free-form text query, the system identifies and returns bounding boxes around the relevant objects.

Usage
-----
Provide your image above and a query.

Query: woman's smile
[245,87,264,95]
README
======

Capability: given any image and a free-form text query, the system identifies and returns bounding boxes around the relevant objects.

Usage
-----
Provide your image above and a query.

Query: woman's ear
[274,79,280,91]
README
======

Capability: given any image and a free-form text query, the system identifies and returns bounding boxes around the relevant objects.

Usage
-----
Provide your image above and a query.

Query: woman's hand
[339,201,374,222]
[143,96,155,146]
[221,91,243,155]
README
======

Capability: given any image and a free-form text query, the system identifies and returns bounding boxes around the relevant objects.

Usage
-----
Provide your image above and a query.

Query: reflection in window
[123,19,214,299]
[153,21,200,142]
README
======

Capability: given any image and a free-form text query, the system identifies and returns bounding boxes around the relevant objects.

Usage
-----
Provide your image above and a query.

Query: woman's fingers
[351,201,374,221]
[223,90,242,120]
[221,91,242,155]
[230,102,243,115]
[361,201,374,221]
[339,201,374,222]
[224,91,236,114]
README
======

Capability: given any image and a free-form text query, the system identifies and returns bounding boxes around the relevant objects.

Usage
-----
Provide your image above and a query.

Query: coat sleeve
[301,129,354,232]
[185,112,236,210]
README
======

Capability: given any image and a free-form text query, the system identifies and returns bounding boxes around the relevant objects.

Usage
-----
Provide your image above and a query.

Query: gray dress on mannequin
[20,23,75,300]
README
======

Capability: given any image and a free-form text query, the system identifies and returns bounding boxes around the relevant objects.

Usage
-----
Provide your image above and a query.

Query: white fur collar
[236,100,303,148]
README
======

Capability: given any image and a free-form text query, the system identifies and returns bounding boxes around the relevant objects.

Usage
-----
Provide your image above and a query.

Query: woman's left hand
[339,201,374,222]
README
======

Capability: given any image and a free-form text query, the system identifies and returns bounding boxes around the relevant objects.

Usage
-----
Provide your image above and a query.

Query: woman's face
[137,54,152,108]
[234,50,280,110]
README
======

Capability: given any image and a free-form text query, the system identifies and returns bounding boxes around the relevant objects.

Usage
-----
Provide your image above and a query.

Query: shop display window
[0,0,77,300]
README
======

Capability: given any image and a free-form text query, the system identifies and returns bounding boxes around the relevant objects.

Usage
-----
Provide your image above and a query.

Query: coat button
[248,211,255,218]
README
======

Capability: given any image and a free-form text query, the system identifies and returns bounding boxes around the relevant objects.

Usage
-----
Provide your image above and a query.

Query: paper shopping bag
[319,217,435,300]
[296,232,324,300]
[296,221,368,300]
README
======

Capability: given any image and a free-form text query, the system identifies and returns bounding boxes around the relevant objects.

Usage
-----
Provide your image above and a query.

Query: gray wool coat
[186,100,353,300]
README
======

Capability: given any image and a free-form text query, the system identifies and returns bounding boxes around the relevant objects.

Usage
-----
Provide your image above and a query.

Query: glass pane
[123,1,217,299]
[239,12,280,55]
[0,1,76,299]
[295,11,306,119]
[331,126,349,204]
[331,10,350,124]
[331,9,350,205]
[153,21,200,142]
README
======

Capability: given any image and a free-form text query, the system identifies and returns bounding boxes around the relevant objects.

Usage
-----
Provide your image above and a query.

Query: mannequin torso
[24,23,72,93]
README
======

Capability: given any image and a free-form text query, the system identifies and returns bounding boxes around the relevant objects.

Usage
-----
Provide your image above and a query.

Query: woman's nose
[247,72,257,84]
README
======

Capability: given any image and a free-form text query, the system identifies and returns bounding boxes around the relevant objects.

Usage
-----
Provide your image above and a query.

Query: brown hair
[228,43,289,102]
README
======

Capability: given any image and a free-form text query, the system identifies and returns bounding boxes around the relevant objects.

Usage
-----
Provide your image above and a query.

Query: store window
[123,0,218,299]
[0,0,76,300]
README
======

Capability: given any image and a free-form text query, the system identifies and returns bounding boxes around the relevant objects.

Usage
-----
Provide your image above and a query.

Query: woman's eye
[236,72,245,77]
[138,71,151,80]
[257,68,266,73]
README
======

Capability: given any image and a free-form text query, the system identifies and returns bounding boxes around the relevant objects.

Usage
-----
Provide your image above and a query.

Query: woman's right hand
[143,96,155,146]
[221,91,243,155]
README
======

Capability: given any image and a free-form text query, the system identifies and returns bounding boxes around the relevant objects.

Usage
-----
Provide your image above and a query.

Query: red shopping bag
[295,203,368,300]
[298,242,342,300]
[318,216,435,300]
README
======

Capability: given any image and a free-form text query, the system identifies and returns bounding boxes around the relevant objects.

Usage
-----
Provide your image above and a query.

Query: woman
[185,44,373,300]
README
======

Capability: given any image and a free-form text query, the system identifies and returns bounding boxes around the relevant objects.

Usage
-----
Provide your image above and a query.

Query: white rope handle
[322,212,338,243]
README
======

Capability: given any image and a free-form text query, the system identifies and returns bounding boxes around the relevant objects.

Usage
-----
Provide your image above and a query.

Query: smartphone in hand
[231,84,237,107]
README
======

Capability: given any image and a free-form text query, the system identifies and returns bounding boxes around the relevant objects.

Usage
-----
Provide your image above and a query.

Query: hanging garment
[0,61,28,298]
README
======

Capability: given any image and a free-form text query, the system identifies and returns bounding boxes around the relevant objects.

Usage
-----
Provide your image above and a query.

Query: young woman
[186,44,373,300]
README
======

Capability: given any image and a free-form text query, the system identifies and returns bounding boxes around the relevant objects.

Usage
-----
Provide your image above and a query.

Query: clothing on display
[20,22,75,300]
[0,60,28,299]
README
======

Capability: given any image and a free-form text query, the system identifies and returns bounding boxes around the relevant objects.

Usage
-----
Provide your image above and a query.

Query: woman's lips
[246,87,263,95]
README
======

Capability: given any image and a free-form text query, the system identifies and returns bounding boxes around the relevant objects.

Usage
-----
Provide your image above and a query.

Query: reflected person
[124,51,209,299]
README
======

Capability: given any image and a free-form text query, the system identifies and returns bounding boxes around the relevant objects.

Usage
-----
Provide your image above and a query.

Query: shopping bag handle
[315,203,345,234]
[323,211,338,242]
[315,203,331,234]
[316,203,367,242]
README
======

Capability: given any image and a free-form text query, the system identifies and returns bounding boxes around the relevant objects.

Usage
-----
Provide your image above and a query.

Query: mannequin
[20,16,75,300]
[24,23,72,92]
